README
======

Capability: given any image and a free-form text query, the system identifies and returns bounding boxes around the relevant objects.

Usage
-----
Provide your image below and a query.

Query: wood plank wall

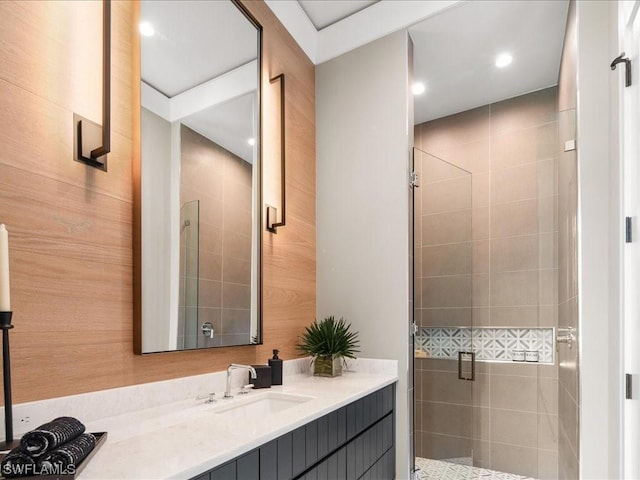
[0,0,315,404]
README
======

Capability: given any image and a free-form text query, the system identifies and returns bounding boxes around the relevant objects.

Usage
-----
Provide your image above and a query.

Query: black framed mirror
[135,0,262,353]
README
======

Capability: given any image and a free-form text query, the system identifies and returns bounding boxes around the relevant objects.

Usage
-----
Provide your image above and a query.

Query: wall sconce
[266,73,286,233]
[73,0,111,171]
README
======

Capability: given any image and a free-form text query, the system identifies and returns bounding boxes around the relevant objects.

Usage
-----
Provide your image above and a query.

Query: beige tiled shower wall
[556,1,579,478]
[556,108,578,480]
[180,125,253,349]
[414,86,560,479]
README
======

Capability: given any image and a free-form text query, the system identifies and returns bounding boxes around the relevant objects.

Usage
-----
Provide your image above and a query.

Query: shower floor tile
[415,457,536,480]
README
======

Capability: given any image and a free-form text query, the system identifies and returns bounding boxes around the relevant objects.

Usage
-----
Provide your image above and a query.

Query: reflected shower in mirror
[137,0,262,353]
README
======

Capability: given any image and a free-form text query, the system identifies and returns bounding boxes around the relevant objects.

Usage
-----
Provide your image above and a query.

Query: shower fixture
[557,327,576,349]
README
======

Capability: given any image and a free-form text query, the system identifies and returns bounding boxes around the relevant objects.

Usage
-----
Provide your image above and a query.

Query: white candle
[0,224,10,311]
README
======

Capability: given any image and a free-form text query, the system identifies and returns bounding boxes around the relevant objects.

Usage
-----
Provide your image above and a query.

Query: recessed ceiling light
[139,21,155,37]
[412,82,426,95]
[495,53,513,68]
[247,138,256,146]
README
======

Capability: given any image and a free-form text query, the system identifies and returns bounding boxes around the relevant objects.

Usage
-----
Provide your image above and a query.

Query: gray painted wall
[316,30,412,478]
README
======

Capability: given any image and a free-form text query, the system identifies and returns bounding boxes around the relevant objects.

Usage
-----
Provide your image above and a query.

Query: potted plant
[296,316,360,377]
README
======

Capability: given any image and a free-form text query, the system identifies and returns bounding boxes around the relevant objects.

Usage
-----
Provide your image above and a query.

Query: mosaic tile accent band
[415,327,554,364]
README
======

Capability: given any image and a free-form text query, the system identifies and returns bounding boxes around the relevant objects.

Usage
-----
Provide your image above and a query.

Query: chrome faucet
[225,364,257,399]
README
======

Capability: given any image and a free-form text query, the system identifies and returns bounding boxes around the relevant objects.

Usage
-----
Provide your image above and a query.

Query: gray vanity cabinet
[208,461,236,480]
[292,426,306,477]
[196,383,395,480]
[238,450,260,480]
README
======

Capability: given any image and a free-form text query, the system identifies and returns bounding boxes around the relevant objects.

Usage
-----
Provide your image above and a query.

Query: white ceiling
[140,1,259,162]
[267,0,569,123]
[182,92,257,164]
[139,0,570,158]
[265,0,460,65]
[140,1,257,98]
[298,0,378,30]
[410,1,569,123]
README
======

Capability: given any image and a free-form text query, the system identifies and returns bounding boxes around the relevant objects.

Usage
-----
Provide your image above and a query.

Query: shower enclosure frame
[411,147,475,473]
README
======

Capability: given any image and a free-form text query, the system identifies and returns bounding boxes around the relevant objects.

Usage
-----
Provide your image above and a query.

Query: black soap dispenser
[269,349,283,385]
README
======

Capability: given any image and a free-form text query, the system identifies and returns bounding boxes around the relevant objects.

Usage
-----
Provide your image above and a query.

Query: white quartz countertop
[78,369,397,480]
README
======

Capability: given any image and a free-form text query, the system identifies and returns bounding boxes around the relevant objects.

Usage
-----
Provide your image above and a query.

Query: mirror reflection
[139,0,261,353]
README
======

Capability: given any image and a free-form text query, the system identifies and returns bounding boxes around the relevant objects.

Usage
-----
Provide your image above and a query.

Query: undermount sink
[214,392,315,419]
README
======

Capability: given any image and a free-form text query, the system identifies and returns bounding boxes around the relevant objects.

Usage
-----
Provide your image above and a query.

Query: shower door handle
[458,351,475,381]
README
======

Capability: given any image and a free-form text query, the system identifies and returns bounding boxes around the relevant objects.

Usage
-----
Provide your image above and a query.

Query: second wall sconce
[73,0,111,171]
[266,73,286,233]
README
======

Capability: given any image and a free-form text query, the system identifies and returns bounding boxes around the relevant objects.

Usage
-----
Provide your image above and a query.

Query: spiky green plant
[296,316,360,359]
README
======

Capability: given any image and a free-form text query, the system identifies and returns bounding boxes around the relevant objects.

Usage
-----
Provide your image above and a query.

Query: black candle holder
[0,311,19,451]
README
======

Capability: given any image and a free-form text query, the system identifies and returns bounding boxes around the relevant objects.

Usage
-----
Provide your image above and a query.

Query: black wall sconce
[266,73,286,233]
[73,0,111,171]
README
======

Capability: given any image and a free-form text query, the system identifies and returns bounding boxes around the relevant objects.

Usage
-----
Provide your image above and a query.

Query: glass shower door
[179,200,200,349]
[413,148,475,471]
